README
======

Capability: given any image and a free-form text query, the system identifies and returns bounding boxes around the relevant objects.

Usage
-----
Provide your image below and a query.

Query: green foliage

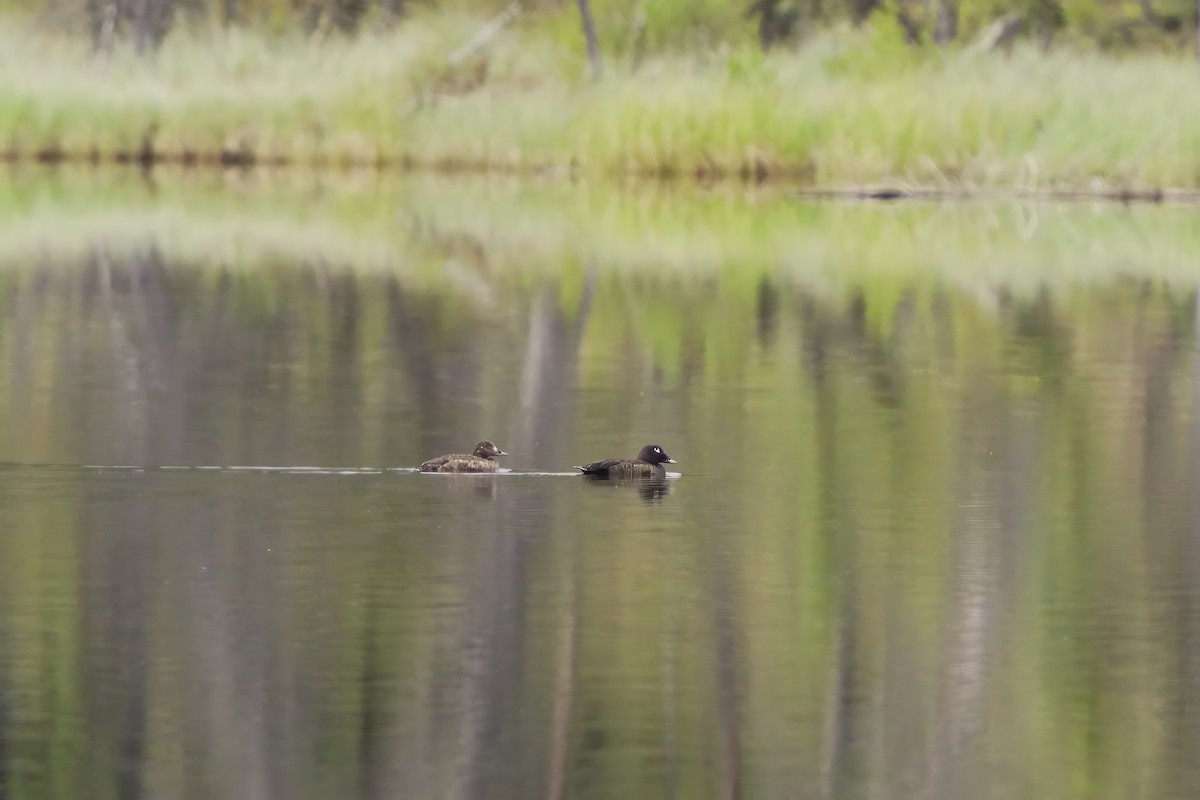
[0,17,1198,190]
[723,47,769,81]
[621,0,758,52]
[524,0,759,60]
[3,0,1199,52]
[819,11,929,76]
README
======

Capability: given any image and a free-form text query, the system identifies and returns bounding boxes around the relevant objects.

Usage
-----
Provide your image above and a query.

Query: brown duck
[419,441,508,473]
[575,444,677,479]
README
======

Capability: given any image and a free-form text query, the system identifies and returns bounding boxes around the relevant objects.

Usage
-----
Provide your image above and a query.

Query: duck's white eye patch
[654,447,661,453]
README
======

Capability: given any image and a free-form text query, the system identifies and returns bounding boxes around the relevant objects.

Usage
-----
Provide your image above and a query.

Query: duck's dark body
[578,458,667,479]
[420,441,508,473]
[576,444,677,479]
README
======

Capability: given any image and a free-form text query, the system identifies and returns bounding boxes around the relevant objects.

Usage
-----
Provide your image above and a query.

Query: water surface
[1,178,1200,799]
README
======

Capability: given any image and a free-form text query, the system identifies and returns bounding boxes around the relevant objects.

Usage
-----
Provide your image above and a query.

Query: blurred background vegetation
[4,0,1198,185]
[3,0,1198,55]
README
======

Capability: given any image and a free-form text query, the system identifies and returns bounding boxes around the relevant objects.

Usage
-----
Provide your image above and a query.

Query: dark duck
[575,444,677,479]
[419,441,508,473]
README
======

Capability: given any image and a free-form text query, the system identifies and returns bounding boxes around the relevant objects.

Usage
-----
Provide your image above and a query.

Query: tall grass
[3,15,1200,190]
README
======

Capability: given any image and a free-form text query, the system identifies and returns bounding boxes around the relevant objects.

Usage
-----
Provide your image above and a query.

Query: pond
[1,171,1200,799]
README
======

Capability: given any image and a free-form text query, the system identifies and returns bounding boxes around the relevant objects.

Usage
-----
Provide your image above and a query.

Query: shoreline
[1,152,1192,204]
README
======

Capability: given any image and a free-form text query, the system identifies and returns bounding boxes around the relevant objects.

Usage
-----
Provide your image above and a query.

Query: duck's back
[578,458,664,479]
[420,454,500,473]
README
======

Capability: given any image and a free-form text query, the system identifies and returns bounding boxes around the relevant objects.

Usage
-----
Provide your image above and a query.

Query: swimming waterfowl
[419,441,508,473]
[575,444,677,479]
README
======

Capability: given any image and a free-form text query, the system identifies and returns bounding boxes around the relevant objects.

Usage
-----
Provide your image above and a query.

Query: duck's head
[473,441,508,459]
[637,444,677,465]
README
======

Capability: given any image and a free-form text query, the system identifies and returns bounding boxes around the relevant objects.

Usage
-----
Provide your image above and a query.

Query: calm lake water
[2,175,1200,799]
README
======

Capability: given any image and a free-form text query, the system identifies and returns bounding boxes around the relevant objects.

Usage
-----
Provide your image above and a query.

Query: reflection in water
[579,475,674,504]
[0,226,1200,800]
[420,471,505,497]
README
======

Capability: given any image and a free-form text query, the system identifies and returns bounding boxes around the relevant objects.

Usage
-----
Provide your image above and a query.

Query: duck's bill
[496,451,509,456]
[665,458,678,464]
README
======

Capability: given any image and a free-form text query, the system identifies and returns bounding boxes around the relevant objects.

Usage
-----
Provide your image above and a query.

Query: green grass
[4,13,1200,191]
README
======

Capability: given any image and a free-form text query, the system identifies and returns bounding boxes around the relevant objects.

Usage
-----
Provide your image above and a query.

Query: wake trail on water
[0,462,610,477]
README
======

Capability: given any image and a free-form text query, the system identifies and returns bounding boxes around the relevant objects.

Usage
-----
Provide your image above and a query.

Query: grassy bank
[4,14,1200,192]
